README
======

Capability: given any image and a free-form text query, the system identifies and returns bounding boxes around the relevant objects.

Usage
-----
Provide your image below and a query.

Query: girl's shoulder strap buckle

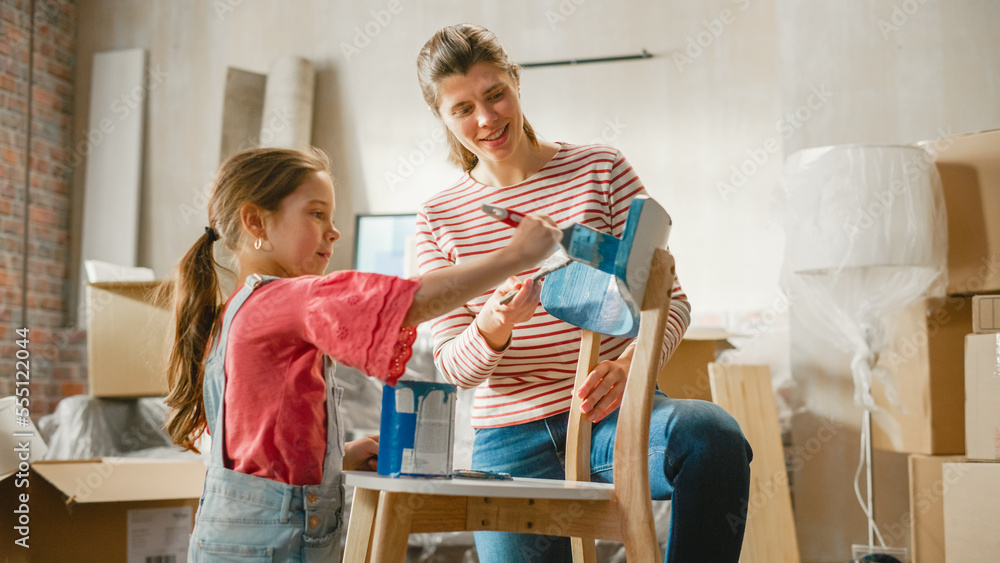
[246,273,264,289]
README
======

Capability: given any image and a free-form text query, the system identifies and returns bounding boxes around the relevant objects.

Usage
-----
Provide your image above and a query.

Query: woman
[414,24,752,563]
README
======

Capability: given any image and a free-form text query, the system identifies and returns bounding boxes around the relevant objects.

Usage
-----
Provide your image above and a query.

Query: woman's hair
[416,23,538,171]
[164,147,330,452]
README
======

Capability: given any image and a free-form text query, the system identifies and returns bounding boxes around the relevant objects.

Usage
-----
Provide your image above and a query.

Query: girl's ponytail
[162,147,330,453]
[164,229,222,453]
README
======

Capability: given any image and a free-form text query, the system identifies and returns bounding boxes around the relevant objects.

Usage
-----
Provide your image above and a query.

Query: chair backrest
[565,249,674,502]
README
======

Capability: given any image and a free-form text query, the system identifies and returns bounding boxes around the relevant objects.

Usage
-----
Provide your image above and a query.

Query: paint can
[377,381,456,478]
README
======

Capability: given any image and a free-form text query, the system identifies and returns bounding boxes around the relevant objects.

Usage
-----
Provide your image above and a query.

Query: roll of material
[259,56,315,149]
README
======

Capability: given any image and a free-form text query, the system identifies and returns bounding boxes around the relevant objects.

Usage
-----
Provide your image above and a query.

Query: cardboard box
[921,129,1000,294]
[657,328,736,401]
[942,461,1000,562]
[0,457,204,562]
[972,294,1000,333]
[871,296,971,454]
[86,281,172,397]
[964,333,1000,460]
[908,454,965,563]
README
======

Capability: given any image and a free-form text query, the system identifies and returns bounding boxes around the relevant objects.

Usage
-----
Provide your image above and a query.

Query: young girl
[164,147,561,562]
[415,24,753,562]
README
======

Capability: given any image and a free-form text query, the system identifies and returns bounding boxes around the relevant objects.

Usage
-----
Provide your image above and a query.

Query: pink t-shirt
[216,272,420,486]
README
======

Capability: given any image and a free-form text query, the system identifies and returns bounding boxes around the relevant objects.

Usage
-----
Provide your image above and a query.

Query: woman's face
[435,62,524,167]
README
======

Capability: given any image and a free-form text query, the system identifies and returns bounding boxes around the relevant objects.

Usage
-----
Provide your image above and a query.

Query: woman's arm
[403,213,560,327]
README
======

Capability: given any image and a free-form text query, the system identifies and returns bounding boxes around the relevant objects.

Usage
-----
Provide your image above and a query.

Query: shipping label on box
[972,294,1000,334]
[127,506,193,563]
[964,333,1000,460]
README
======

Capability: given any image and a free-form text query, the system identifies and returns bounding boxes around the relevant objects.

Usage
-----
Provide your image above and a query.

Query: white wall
[68,1,1000,561]
[70,0,784,319]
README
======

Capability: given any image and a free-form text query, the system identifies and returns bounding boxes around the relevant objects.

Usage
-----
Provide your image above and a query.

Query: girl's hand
[505,213,562,270]
[577,359,629,423]
[343,434,379,471]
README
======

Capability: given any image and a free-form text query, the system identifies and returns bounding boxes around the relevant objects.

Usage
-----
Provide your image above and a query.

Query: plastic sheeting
[37,395,202,460]
[776,144,947,410]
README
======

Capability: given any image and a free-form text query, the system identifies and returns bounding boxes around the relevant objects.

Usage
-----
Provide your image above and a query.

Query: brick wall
[0,0,85,417]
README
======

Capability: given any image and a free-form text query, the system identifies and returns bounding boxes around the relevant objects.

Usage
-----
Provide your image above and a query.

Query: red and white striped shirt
[416,143,691,428]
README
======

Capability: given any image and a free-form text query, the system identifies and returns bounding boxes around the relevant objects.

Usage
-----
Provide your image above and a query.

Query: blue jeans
[471,392,752,563]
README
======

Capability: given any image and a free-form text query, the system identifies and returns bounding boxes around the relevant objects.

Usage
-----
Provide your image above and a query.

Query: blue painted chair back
[540,196,671,337]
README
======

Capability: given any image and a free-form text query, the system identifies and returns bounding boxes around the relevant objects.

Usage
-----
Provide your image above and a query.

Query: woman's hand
[476,276,542,350]
[577,358,630,423]
[504,213,561,270]
[343,435,379,471]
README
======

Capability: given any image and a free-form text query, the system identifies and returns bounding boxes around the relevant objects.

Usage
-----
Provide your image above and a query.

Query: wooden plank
[708,364,800,563]
[219,67,265,162]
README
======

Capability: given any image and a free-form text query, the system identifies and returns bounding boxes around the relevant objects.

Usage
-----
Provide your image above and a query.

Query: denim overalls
[189,274,346,562]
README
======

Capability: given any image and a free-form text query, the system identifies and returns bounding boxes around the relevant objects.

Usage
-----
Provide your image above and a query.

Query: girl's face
[261,171,341,277]
[436,62,525,167]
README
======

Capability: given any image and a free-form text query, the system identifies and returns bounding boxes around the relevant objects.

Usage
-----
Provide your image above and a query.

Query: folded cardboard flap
[31,457,206,503]
[86,280,174,397]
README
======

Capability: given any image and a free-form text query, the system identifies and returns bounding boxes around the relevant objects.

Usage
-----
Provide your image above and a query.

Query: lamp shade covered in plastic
[778,144,948,410]
[782,145,946,276]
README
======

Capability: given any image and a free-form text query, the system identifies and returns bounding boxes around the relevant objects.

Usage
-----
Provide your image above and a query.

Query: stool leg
[572,536,597,563]
[371,491,413,563]
[344,488,380,563]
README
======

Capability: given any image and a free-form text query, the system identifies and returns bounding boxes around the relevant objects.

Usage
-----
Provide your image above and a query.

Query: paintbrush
[481,204,621,304]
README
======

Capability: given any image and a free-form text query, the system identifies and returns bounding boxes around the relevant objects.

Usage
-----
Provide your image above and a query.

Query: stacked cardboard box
[657,328,736,401]
[888,129,1000,562]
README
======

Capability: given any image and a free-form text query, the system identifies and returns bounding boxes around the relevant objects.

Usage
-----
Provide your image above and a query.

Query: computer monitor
[352,213,418,277]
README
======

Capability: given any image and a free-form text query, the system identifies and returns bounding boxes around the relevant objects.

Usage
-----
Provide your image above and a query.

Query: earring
[254,238,262,250]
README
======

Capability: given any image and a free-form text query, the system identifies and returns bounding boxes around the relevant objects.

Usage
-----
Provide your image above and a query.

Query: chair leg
[344,487,379,563]
[622,516,660,563]
[370,491,413,563]
[571,536,597,563]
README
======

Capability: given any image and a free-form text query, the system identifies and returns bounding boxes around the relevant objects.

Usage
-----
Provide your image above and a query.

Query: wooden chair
[343,249,673,563]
